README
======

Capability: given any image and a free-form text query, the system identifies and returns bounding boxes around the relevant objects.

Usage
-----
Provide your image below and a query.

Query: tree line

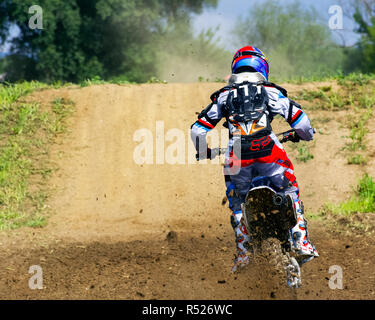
[0,0,374,83]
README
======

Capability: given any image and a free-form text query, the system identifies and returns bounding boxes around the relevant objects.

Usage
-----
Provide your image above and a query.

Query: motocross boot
[231,210,251,273]
[290,200,319,264]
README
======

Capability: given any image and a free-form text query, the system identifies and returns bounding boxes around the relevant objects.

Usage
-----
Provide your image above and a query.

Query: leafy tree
[344,0,375,73]
[0,0,218,82]
[234,0,345,80]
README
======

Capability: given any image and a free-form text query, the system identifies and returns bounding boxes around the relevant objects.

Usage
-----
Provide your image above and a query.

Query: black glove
[290,132,301,143]
[280,131,300,143]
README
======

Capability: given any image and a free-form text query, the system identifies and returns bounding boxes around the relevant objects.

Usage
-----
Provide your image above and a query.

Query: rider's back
[215,72,314,143]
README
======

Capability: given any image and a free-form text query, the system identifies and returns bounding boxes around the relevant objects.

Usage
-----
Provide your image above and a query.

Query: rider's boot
[290,200,319,264]
[231,210,251,273]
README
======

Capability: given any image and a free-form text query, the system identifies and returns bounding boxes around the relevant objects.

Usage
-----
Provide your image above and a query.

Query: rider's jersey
[191,73,314,158]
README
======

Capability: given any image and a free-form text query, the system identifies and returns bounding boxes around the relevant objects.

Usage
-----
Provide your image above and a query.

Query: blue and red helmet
[232,46,269,80]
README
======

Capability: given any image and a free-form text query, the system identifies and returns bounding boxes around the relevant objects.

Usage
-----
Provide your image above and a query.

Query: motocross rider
[190,46,319,272]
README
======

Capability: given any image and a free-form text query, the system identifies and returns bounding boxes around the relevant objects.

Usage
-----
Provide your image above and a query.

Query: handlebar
[219,130,299,154]
[196,129,315,161]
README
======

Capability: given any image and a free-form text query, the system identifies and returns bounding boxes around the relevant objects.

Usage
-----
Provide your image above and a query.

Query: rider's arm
[267,88,314,141]
[190,95,225,159]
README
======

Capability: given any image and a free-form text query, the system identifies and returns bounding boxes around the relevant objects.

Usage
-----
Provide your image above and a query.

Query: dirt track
[0,83,374,299]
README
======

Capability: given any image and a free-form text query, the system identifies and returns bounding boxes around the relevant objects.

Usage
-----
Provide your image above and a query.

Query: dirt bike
[204,129,308,289]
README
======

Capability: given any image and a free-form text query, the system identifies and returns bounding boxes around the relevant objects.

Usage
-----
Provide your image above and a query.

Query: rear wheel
[285,255,302,289]
[262,238,301,289]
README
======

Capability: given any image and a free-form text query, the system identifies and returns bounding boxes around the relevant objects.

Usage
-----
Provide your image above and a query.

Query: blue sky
[0,24,19,53]
[192,0,360,51]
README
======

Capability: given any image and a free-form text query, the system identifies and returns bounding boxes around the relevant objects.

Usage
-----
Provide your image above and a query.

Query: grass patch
[320,174,375,234]
[0,82,74,229]
[327,174,375,215]
[347,154,367,165]
[319,85,332,92]
[346,108,372,152]
[305,210,326,222]
[272,72,375,85]
[292,89,351,111]
[80,75,107,87]
[289,141,314,163]
[50,98,75,134]
[311,116,332,126]
[80,75,137,87]
[336,73,375,87]
[296,143,314,162]
[358,92,375,109]
[290,73,375,112]
[147,76,168,84]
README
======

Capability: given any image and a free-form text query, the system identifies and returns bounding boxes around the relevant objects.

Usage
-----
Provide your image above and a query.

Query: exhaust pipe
[273,193,285,206]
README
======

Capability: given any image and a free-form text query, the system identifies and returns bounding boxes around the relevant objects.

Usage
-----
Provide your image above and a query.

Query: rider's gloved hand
[281,131,301,143]
[290,132,301,143]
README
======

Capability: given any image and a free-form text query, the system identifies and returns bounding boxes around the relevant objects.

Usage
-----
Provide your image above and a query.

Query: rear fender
[243,186,297,241]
